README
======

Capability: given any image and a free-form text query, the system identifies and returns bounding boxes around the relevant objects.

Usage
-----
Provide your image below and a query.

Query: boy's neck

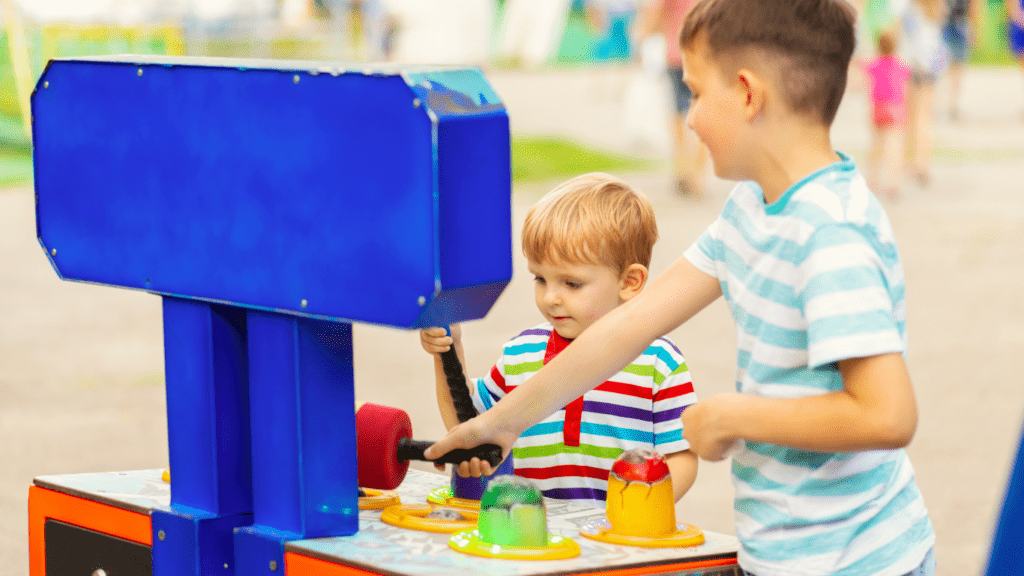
[752,121,840,205]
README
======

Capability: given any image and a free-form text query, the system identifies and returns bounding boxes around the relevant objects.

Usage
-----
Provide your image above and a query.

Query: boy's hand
[420,324,461,356]
[682,394,745,461]
[423,411,515,477]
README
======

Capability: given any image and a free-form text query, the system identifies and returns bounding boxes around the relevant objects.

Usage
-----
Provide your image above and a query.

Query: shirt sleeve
[683,219,720,278]
[798,224,905,368]
[651,341,697,455]
[471,353,509,413]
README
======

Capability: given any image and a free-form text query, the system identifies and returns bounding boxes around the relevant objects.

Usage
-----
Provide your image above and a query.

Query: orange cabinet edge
[28,485,153,576]
[284,551,737,576]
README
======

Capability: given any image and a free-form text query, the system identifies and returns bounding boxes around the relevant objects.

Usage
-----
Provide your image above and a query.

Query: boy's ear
[735,68,767,122]
[619,264,648,301]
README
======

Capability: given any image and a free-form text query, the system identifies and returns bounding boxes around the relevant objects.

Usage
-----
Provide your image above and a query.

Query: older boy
[426,1,936,574]
[421,173,698,508]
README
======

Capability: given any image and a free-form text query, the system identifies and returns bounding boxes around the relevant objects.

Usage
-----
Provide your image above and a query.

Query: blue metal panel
[151,506,252,576]
[437,112,512,295]
[163,297,252,515]
[985,421,1024,575]
[233,525,292,576]
[245,310,359,538]
[33,57,513,329]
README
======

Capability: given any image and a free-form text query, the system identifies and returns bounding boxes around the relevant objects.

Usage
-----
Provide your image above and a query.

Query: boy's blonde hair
[522,173,658,273]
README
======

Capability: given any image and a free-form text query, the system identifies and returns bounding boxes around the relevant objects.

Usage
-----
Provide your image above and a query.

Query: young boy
[420,172,699,508]
[425,1,936,574]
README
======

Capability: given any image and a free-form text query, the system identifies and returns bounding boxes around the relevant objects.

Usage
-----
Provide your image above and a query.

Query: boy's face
[527,257,628,340]
[682,41,750,181]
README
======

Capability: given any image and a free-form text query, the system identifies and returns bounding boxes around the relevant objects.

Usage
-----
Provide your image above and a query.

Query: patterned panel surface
[33,468,739,575]
[34,469,171,515]
[288,470,739,576]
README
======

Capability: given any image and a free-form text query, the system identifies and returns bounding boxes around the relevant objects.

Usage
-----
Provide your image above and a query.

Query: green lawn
[0,150,32,188]
[512,137,655,183]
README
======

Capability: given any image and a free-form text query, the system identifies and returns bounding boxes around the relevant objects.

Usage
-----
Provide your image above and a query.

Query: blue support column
[155,297,254,576]
[985,420,1024,575]
[234,311,359,575]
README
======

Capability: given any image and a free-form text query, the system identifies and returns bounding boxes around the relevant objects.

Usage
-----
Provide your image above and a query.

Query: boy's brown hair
[681,0,857,125]
[877,31,897,56]
[522,173,658,273]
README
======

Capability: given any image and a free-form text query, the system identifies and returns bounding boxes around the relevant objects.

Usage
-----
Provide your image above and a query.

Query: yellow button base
[579,518,705,548]
[358,488,401,510]
[449,529,580,560]
[426,486,481,510]
[380,504,479,534]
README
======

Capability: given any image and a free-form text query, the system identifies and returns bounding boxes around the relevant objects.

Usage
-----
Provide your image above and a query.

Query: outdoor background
[2,1,1023,575]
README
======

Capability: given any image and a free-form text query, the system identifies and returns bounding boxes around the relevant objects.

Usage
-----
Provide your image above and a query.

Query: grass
[0,150,32,188]
[512,137,655,183]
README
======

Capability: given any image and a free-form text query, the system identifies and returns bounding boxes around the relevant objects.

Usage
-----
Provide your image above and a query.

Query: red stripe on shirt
[490,365,510,393]
[654,381,694,402]
[516,465,610,482]
[594,380,653,400]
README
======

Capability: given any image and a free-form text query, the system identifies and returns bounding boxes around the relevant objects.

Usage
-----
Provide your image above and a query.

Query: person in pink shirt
[862,31,911,198]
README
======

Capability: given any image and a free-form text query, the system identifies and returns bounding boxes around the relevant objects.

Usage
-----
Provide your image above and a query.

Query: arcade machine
[27,55,741,576]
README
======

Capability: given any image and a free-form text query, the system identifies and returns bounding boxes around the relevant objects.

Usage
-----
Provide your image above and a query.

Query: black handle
[440,332,477,424]
[396,437,503,467]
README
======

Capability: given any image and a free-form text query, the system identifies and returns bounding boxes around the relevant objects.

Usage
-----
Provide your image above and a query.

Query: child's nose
[543,287,560,306]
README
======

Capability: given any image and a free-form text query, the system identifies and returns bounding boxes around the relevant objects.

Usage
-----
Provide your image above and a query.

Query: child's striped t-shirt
[472,323,696,508]
[684,153,934,576]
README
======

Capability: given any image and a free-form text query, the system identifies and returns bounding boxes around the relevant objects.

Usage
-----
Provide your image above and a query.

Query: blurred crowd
[2,0,1023,192]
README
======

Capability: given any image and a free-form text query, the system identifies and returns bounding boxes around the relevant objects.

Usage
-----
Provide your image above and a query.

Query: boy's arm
[424,256,723,470]
[421,326,472,432]
[664,450,698,502]
[682,352,917,460]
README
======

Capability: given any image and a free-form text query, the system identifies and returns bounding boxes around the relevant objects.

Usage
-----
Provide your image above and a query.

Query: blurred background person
[496,0,572,67]
[896,0,947,186]
[639,0,704,198]
[1009,0,1024,118]
[941,0,979,121]
[862,30,911,197]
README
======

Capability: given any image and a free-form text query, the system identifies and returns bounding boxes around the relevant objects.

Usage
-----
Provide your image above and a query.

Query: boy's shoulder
[501,323,553,352]
[638,336,687,371]
[729,155,883,232]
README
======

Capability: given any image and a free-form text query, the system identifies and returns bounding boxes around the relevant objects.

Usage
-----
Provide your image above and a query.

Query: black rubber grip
[440,347,478,424]
[396,437,503,467]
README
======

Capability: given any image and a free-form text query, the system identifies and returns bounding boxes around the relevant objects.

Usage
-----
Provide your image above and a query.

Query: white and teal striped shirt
[684,153,934,576]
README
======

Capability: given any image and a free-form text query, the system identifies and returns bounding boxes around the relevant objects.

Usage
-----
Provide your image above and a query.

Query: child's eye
[565,281,582,289]
[534,276,545,284]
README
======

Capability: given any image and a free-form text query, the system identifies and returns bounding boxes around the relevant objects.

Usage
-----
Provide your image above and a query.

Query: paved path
[2,65,1023,575]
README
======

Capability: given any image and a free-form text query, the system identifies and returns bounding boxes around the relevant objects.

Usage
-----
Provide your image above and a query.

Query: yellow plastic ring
[380,504,479,534]
[579,518,705,548]
[358,488,400,510]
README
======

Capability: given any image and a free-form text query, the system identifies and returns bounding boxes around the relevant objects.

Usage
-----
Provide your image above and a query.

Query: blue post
[234,311,358,574]
[154,297,254,576]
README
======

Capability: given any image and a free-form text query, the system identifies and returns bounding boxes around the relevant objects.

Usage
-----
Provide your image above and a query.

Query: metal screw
[413,98,421,108]
[92,569,107,576]
[137,68,143,77]
[223,563,229,569]
[44,81,49,89]
[293,74,300,84]
[300,299,308,308]
[157,530,165,541]
[269,560,278,572]
[50,248,56,256]
[417,296,426,306]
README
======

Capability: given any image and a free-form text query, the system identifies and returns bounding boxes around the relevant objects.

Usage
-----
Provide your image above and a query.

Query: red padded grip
[356,403,412,489]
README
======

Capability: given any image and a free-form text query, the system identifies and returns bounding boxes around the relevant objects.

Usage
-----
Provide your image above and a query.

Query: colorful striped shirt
[472,323,696,508]
[684,153,934,576]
